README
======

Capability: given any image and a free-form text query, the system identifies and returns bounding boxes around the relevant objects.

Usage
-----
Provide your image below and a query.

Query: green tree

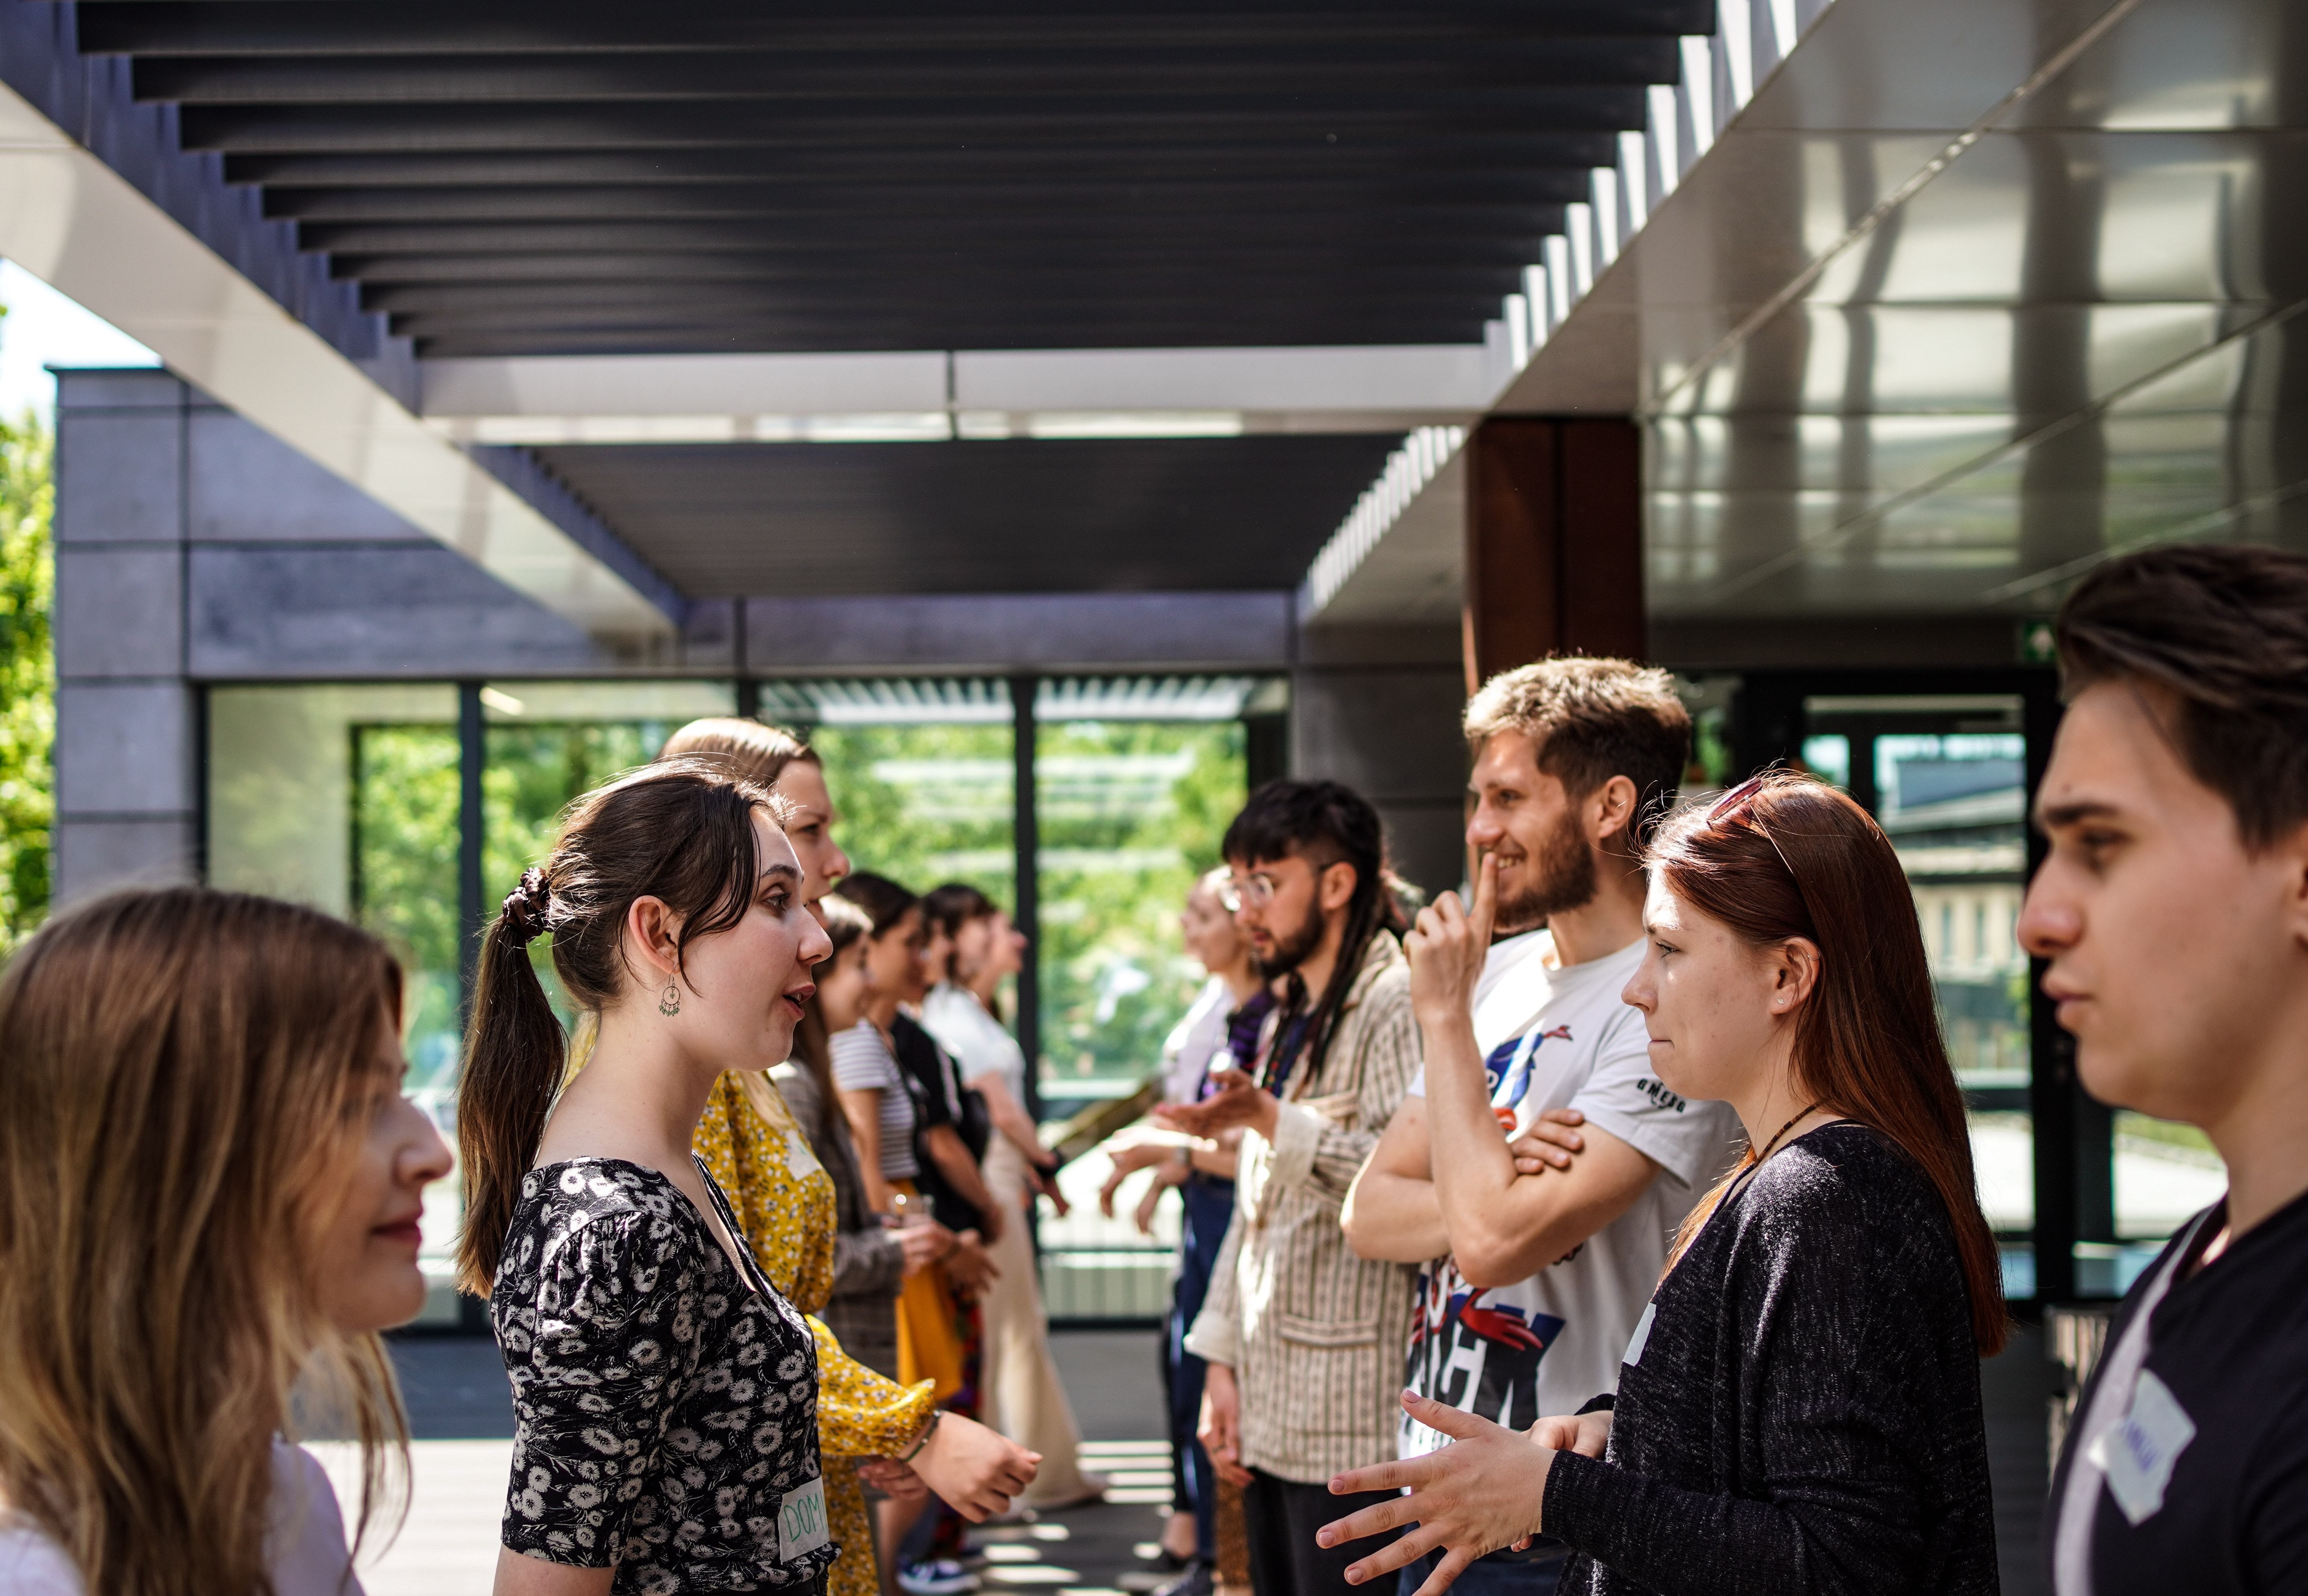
[0,416,53,945]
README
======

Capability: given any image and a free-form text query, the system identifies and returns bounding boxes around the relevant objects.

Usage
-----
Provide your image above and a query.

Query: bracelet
[1173,1144,1192,1168]
[899,1410,943,1463]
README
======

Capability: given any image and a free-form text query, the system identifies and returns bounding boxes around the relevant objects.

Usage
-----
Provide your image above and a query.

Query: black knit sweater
[1542,1122,1999,1596]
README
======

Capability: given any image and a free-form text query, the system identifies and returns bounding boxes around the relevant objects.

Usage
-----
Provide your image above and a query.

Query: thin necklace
[1721,1099,1829,1211]
[1755,1100,1826,1165]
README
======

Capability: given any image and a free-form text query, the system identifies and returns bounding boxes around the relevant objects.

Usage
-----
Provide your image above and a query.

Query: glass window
[1804,696,2034,1296]
[209,685,464,1083]
[481,681,736,1022]
[210,684,465,1310]
[1036,717,1246,1108]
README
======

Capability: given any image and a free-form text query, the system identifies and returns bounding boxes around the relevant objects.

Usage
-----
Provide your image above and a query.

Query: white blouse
[0,1442,363,1595]
[921,983,1028,1102]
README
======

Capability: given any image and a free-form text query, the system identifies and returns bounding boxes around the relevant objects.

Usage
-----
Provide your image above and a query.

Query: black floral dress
[493,1156,839,1594]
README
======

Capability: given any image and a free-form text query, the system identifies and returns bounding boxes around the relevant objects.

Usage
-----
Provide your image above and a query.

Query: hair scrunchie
[501,867,552,942]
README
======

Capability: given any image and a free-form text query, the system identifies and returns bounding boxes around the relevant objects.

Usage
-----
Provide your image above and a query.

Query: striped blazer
[1184,929,1422,1482]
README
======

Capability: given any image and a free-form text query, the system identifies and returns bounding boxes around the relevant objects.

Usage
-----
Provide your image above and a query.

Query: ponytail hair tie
[501,867,552,943]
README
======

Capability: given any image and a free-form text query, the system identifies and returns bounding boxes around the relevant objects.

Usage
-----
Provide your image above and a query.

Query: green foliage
[341,707,1249,1099]
[808,722,1017,900]
[485,722,660,1032]
[1037,720,1244,1088]
[351,724,462,1089]
[813,717,1247,1090]
[0,416,51,945]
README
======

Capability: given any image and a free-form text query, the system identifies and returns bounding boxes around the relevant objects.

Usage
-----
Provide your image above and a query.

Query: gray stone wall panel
[1289,665,1468,804]
[188,545,611,679]
[54,681,194,816]
[54,410,183,545]
[52,818,197,907]
[187,410,436,545]
[746,591,1293,673]
[55,546,183,678]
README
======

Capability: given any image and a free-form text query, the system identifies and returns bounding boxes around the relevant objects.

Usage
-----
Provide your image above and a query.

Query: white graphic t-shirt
[1401,931,1740,1453]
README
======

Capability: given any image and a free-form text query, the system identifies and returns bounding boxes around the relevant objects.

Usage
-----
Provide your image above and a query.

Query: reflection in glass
[2113,1111,2227,1241]
[1804,697,2034,1295]
[1035,719,1245,1104]
[809,721,1016,906]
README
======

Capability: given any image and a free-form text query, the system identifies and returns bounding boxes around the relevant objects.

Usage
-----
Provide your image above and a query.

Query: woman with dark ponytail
[459,759,1037,1595]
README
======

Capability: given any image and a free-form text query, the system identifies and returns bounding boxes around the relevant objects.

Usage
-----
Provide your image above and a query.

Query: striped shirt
[828,1022,919,1183]
[1184,930,1423,1482]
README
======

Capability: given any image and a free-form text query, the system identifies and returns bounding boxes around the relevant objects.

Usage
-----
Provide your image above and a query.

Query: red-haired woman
[1320,771,2006,1596]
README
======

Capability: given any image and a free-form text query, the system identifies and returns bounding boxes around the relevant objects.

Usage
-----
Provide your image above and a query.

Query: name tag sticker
[784,1127,824,1181]
[2088,1369,2196,1526]
[1623,1303,1656,1369]
[779,1474,830,1561]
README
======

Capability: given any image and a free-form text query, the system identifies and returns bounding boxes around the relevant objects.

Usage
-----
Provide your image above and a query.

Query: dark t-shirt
[2046,1186,2308,1596]
[890,1011,989,1233]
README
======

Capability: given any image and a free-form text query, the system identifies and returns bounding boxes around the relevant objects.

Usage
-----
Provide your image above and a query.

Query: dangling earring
[659,982,682,1017]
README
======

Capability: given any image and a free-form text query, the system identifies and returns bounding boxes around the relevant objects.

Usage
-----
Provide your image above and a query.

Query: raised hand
[1405,854,1498,1030]
[1155,1067,1277,1140]
[1315,1391,1558,1596]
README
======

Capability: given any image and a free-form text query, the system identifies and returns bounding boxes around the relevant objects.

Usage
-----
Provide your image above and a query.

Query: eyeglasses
[1217,873,1279,913]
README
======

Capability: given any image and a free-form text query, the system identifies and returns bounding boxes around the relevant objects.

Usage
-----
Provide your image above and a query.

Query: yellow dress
[695,1070,938,1596]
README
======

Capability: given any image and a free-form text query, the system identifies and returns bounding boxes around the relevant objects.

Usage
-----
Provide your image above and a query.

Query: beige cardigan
[1183,930,1422,1482]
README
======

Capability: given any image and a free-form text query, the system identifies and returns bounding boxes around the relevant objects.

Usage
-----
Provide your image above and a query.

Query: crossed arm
[1343,1075,1657,1287]
[1343,855,1660,1286]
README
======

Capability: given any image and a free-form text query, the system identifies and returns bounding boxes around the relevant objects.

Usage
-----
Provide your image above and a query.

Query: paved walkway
[327,1330,1179,1596]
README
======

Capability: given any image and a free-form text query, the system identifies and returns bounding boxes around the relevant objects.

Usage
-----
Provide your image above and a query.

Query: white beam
[420,343,1498,442]
[0,83,672,643]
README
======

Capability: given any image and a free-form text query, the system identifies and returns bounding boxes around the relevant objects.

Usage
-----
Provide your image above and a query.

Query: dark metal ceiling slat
[179,95,1647,156]
[80,1,1715,57]
[134,39,1679,103]
[346,257,1524,292]
[293,213,1565,255]
[221,138,1621,187]
[262,174,1588,222]
[414,316,1488,357]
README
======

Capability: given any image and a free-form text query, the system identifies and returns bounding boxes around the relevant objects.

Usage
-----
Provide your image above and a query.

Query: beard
[1492,806,1597,934]
[1252,892,1328,979]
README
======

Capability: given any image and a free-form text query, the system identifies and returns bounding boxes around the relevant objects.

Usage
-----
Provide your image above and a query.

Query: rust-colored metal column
[1462,417,1646,693]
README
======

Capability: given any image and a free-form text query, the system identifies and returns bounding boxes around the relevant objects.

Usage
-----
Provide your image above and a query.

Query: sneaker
[898,1559,980,1596]
[1152,1564,1214,1596]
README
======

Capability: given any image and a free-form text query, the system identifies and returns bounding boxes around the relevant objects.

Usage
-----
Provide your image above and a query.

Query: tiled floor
[330,1330,1182,1596]
[352,1323,2051,1596]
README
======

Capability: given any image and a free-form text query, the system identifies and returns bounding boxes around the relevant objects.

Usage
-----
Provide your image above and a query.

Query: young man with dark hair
[1342,657,1741,1596]
[1160,779,1423,1596]
[2022,544,2308,1596]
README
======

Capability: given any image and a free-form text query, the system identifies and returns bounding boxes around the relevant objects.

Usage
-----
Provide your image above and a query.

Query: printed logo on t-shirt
[1405,1285,1566,1440]
[1634,1078,1690,1113]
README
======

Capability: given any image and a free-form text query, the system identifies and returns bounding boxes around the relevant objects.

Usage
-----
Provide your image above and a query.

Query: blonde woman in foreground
[0,887,454,1596]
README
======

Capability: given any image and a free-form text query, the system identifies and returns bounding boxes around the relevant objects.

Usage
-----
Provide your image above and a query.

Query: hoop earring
[658,982,681,1017]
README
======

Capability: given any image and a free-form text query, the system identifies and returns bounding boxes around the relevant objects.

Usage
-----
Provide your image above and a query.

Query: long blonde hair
[0,888,413,1595]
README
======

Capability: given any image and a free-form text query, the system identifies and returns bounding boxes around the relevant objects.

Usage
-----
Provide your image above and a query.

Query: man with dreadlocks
[1159,779,1422,1596]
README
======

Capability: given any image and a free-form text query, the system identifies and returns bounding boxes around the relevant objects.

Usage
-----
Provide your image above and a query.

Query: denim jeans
[1395,1545,1566,1596]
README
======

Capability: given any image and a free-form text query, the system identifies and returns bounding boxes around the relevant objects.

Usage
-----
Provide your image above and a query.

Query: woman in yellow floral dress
[694,1069,928,1596]
[660,718,1040,1596]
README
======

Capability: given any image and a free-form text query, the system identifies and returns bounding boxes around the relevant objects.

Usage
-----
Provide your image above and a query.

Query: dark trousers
[1394,1547,1565,1596]
[1165,1173,1235,1564]
[1244,1468,1402,1596]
